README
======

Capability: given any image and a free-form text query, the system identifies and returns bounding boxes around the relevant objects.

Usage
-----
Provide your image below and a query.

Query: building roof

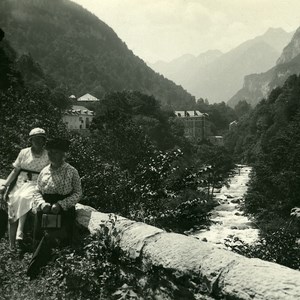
[174,110,204,117]
[77,93,99,102]
[64,105,94,116]
[229,120,238,125]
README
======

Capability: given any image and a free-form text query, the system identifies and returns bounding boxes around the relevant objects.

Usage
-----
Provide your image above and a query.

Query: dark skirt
[28,193,75,278]
[33,193,75,245]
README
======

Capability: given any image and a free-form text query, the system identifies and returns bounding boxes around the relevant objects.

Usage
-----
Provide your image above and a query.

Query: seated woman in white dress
[0,128,49,249]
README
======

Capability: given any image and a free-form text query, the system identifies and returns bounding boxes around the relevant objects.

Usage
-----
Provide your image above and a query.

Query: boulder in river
[216,194,227,201]
[231,198,241,204]
[236,224,250,230]
[225,193,234,198]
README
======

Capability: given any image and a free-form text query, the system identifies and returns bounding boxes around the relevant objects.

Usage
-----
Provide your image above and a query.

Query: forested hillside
[0,0,195,109]
[225,74,300,162]
[224,75,300,269]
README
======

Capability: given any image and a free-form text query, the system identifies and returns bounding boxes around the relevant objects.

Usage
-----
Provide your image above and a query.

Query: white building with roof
[77,93,99,102]
[62,105,95,130]
[174,110,208,140]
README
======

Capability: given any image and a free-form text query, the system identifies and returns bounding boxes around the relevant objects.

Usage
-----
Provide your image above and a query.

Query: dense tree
[234,100,252,119]
[245,111,300,227]
[92,90,192,155]
[0,35,67,176]
[0,33,23,91]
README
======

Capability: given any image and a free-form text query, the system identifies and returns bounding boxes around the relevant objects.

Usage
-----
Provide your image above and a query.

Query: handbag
[41,214,61,229]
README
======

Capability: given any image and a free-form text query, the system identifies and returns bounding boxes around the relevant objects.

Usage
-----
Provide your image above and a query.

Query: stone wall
[76,204,300,300]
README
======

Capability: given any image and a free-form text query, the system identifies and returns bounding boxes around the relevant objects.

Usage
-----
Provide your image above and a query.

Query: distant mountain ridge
[228,26,300,107]
[0,0,195,109]
[150,50,223,87]
[151,28,293,103]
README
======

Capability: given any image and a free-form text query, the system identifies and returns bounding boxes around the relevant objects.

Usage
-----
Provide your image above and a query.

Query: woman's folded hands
[40,202,61,214]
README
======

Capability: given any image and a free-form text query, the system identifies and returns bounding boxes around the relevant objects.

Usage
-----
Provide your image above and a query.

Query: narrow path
[192,165,259,247]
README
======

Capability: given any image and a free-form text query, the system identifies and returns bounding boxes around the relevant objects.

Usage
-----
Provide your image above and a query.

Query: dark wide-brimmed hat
[45,138,71,152]
[29,128,46,139]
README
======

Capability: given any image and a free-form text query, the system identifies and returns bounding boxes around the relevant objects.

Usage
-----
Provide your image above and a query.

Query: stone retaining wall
[76,204,300,300]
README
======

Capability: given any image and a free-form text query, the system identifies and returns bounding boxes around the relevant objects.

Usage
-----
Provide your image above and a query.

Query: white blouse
[13,147,49,172]
[32,162,82,211]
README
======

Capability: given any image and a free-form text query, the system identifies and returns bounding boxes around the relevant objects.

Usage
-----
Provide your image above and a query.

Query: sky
[71,0,300,63]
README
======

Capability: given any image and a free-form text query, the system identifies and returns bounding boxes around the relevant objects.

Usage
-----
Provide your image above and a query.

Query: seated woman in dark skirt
[27,138,82,278]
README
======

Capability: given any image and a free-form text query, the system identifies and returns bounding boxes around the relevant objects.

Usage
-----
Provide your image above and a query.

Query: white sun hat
[29,128,46,139]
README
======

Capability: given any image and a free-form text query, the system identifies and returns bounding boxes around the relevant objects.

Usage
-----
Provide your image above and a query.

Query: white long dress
[8,147,49,223]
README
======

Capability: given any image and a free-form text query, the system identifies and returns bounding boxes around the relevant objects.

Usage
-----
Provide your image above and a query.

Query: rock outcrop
[228,26,300,108]
[277,27,300,65]
[76,203,300,300]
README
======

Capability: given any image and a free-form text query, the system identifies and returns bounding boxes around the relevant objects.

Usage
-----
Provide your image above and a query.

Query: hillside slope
[0,0,195,108]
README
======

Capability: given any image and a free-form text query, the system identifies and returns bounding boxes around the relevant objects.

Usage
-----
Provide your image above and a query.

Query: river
[191,165,259,248]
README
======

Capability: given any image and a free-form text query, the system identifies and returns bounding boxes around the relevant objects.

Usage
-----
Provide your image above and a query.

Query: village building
[76,93,99,105]
[174,110,208,140]
[69,95,76,101]
[229,120,238,130]
[62,105,95,131]
[208,135,224,146]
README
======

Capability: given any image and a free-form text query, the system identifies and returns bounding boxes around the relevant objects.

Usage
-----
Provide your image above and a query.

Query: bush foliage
[0,217,205,299]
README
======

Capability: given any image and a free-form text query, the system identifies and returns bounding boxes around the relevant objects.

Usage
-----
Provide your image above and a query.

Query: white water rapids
[192,165,259,247]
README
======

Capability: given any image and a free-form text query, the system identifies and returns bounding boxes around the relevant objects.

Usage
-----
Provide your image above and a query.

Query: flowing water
[192,165,259,247]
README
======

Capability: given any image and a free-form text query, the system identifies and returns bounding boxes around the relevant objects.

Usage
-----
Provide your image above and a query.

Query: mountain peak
[277,25,300,65]
[197,49,223,58]
[264,27,287,35]
[250,26,293,53]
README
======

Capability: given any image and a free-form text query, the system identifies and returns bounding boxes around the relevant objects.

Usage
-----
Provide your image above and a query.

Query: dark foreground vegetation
[0,219,205,300]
